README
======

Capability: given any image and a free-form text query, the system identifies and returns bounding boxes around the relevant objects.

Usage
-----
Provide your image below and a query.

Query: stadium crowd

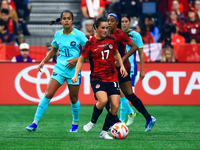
[0,0,200,62]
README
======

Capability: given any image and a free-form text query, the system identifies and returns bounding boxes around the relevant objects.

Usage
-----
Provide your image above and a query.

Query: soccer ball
[111,122,129,139]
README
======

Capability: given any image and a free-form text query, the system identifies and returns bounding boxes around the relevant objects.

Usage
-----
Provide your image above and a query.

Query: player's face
[61,12,73,29]
[107,16,118,32]
[20,49,29,59]
[121,17,131,32]
[96,21,108,39]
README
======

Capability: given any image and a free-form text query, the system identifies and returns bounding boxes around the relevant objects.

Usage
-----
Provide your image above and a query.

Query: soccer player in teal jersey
[25,10,88,132]
[120,14,144,126]
[120,14,156,131]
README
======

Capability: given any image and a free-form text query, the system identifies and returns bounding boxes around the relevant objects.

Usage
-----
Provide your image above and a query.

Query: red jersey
[109,29,132,72]
[185,21,200,41]
[81,35,118,82]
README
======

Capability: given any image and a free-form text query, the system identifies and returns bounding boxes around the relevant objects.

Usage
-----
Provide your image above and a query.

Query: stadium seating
[26,0,83,45]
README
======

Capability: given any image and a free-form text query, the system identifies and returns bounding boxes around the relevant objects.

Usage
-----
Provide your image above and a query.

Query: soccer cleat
[70,124,78,132]
[126,111,138,126]
[83,121,95,132]
[145,116,157,132]
[99,131,113,139]
[25,123,37,132]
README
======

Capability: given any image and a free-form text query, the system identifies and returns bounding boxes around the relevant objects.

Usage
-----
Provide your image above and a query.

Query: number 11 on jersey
[64,48,69,57]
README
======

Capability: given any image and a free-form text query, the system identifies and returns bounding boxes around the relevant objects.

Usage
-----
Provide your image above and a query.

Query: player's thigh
[45,78,62,98]
[120,89,125,97]
[96,91,108,106]
[66,77,81,102]
[68,84,80,102]
[119,80,133,96]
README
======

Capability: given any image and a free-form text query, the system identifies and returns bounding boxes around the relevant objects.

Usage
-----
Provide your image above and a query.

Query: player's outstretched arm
[114,50,128,78]
[37,47,58,72]
[71,56,85,83]
[138,47,145,80]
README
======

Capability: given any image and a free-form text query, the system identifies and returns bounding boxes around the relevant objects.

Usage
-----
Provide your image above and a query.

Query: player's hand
[71,76,78,83]
[37,61,44,72]
[114,61,120,67]
[140,70,145,80]
[120,66,128,78]
[66,58,76,69]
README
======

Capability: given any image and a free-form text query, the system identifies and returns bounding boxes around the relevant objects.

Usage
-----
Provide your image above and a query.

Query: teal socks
[71,100,80,122]
[120,97,134,121]
[34,97,51,121]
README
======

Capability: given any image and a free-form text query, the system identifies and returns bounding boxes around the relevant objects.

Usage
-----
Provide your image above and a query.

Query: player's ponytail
[49,10,73,25]
[93,17,107,30]
[49,18,61,25]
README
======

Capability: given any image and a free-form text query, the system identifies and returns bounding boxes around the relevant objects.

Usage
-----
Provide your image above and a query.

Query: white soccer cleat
[83,121,95,132]
[126,111,138,126]
[99,131,113,139]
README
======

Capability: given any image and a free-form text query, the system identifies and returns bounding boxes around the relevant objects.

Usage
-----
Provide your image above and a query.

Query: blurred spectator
[135,24,155,44]
[190,37,198,44]
[13,0,30,20]
[81,19,94,39]
[194,0,200,19]
[46,42,57,62]
[8,0,16,10]
[0,0,18,25]
[184,8,200,42]
[144,16,159,42]
[11,43,35,62]
[115,0,141,18]
[171,0,186,24]
[170,21,185,56]
[168,0,189,17]
[160,46,178,62]
[0,9,17,36]
[165,10,179,24]
[0,19,15,44]
[165,10,186,35]
[81,0,106,20]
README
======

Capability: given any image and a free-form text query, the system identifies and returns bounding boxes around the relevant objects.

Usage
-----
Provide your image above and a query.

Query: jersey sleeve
[118,31,132,45]
[81,0,86,7]
[135,32,144,48]
[51,31,58,48]
[81,41,91,58]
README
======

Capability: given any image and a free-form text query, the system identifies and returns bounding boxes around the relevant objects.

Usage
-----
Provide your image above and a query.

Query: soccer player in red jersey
[107,12,157,132]
[72,17,127,139]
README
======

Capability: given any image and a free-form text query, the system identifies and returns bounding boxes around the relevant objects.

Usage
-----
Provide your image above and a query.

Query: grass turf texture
[0,105,200,150]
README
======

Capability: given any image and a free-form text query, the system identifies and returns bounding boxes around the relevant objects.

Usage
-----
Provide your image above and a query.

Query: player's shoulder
[130,29,140,35]
[72,28,86,36]
[106,35,115,41]
[55,29,64,36]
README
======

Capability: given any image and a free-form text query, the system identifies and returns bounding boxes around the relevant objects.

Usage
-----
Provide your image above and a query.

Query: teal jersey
[126,30,144,75]
[51,28,88,78]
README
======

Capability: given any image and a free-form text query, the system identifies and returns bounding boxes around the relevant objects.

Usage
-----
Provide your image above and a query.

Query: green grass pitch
[0,105,200,150]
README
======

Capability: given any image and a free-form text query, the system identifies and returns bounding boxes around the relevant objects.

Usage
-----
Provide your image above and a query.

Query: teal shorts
[51,72,81,85]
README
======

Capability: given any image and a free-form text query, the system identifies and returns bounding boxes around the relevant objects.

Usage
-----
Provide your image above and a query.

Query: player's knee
[70,95,78,104]
[99,99,108,107]
[44,92,54,99]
